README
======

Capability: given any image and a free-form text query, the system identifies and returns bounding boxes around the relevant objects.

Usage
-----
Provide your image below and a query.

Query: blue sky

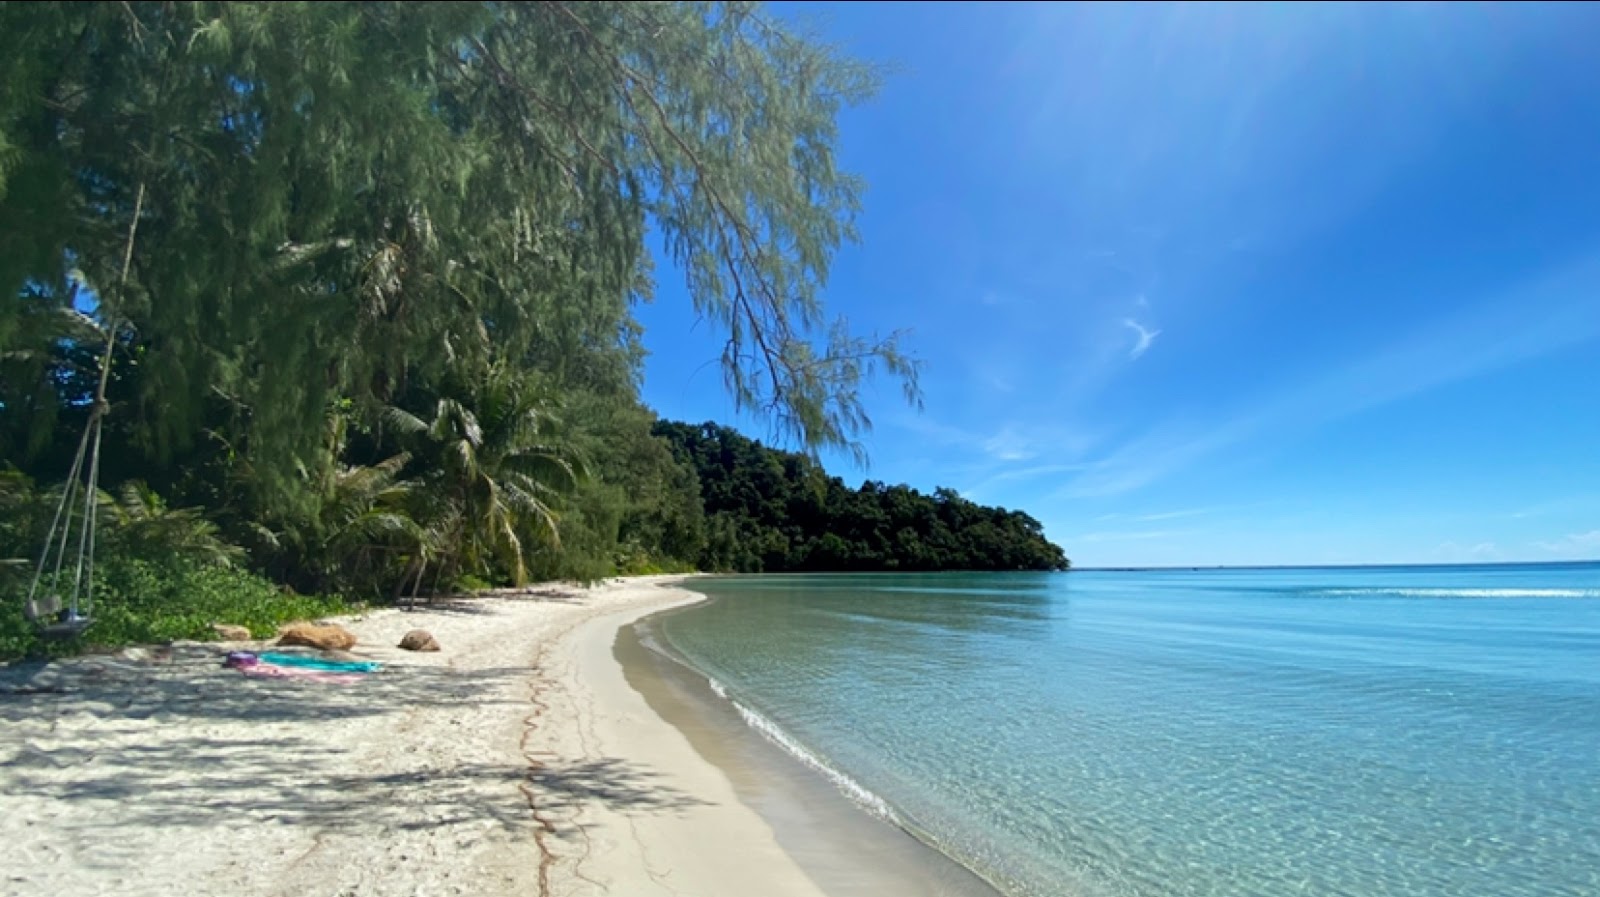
[635,1,1600,568]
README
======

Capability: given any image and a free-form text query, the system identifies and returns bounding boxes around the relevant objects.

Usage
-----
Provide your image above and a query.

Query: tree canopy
[0,2,1068,657]
[0,1,915,503]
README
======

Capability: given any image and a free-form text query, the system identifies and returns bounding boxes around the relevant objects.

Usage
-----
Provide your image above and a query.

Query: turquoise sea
[649,565,1600,897]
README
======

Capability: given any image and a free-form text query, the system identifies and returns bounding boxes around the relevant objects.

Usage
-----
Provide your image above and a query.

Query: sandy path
[0,577,826,897]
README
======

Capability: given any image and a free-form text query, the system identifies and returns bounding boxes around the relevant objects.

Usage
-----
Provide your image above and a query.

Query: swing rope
[23,181,145,637]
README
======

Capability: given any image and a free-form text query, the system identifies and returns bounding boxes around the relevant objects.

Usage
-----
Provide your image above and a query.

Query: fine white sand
[0,577,831,897]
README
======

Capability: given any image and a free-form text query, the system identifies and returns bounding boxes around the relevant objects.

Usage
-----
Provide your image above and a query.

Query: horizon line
[1071,559,1599,572]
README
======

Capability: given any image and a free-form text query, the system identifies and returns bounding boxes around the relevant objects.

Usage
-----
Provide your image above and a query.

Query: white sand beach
[0,577,830,897]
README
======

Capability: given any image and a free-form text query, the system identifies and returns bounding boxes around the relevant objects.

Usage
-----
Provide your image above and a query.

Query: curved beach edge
[528,577,836,897]
[0,576,829,897]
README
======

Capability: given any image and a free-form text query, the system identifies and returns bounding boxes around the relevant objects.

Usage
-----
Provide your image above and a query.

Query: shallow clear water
[654,565,1600,897]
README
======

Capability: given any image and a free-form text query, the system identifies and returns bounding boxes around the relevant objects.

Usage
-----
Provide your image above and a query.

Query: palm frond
[382,406,430,436]
[501,451,578,490]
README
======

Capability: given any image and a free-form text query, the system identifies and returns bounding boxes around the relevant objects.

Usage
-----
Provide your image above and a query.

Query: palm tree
[109,480,246,568]
[244,416,425,598]
[383,365,578,590]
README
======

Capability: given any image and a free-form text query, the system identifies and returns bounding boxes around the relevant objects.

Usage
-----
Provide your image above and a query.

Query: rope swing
[23,182,145,639]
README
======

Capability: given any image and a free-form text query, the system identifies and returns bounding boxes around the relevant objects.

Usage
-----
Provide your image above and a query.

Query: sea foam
[704,672,904,824]
[1316,587,1600,598]
[636,621,904,824]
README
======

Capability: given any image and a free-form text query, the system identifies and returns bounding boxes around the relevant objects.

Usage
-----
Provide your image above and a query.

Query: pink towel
[238,662,366,685]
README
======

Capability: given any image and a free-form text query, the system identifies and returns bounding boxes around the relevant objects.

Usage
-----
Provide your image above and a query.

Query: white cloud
[983,427,1036,462]
[1096,507,1214,523]
[982,370,1015,394]
[1057,421,1241,497]
[1123,318,1160,359]
[1139,508,1211,522]
[891,415,988,448]
[1509,495,1600,519]
[1073,529,1188,544]
[1533,531,1600,557]
[1056,253,1600,498]
[1434,541,1502,562]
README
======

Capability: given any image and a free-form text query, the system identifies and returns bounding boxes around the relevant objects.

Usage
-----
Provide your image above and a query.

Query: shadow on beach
[393,586,595,616]
[0,643,703,843]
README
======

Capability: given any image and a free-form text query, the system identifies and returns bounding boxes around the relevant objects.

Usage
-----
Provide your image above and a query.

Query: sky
[634,1,1600,568]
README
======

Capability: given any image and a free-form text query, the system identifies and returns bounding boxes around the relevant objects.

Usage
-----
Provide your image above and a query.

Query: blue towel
[257,651,382,674]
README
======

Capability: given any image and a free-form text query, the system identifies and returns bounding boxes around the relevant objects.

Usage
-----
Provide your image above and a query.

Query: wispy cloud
[979,368,1016,394]
[1097,507,1214,523]
[890,416,1100,503]
[1123,318,1161,359]
[890,415,981,448]
[1057,254,1600,497]
[1509,495,1600,519]
[983,427,1037,462]
[890,417,1095,473]
[1434,540,1502,562]
[1056,421,1242,498]
[1072,529,1190,544]
[1532,530,1600,557]
[961,462,1094,504]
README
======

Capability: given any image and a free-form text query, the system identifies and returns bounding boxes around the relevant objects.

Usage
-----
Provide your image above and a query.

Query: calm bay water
[651,565,1600,897]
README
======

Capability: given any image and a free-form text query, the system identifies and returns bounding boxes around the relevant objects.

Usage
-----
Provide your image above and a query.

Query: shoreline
[1,575,982,897]
[525,578,836,896]
[619,596,1005,897]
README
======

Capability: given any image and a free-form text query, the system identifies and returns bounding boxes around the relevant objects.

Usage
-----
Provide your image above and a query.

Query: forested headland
[656,422,1067,572]
[0,2,1067,657]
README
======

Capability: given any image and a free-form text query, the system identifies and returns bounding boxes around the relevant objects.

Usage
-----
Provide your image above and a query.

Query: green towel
[257,651,382,674]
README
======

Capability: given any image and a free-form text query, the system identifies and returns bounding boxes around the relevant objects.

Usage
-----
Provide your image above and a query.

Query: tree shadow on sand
[0,655,526,724]
[397,587,594,616]
[5,737,704,835]
[0,649,705,843]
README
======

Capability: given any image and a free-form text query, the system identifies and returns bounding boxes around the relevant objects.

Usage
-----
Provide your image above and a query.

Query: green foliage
[0,1,914,515]
[107,480,246,568]
[0,3,1070,651]
[0,472,347,660]
[655,421,1071,572]
[383,363,577,589]
[0,557,349,661]
[243,422,421,600]
[452,574,494,593]
[534,393,708,580]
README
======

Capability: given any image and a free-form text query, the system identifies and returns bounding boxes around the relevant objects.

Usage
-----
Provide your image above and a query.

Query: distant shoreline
[697,559,1597,574]
[1072,559,1599,572]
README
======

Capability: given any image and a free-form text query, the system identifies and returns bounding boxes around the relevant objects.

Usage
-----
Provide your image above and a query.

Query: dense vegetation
[0,2,1068,657]
[657,422,1068,572]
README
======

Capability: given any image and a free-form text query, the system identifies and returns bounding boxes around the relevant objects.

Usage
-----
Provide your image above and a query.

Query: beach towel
[257,652,382,674]
[223,651,379,684]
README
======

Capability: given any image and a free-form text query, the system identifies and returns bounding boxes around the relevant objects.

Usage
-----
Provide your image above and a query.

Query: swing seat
[25,597,92,640]
[39,609,93,640]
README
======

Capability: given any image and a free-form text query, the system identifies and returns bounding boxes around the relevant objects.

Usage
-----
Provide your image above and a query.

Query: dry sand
[0,576,831,897]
